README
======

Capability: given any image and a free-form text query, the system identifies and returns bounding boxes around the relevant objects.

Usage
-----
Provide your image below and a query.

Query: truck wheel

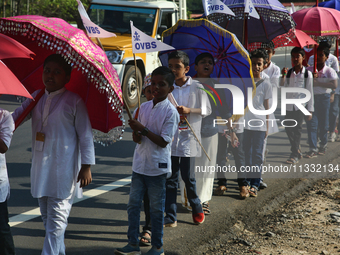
[122,65,143,109]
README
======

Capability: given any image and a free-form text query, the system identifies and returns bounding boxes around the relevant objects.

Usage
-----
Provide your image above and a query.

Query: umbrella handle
[14,89,45,131]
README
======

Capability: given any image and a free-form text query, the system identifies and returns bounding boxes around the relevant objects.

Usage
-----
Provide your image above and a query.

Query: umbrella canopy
[159,19,255,115]
[272,29,318,48]
[0,61,33,99]
[0,33,35,60]
[292,7,340,37]
[207,0,295,46]
[0,15,123,142]
[317,0,340,10]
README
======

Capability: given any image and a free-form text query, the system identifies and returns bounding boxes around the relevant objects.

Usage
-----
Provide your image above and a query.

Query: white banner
[203,0,235,16]
[130,21,175,54]
[77,0,116,38]
[244,0,260,19]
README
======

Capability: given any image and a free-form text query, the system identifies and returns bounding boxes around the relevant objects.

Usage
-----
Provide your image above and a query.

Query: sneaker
[328,132,336,142]
[239,186,249,199]
[304,150,318,158]
[114,244,141,255]
[144,246,165,255]
[259,181,268,189]
[163,217,177,227]
[192,212,205,224]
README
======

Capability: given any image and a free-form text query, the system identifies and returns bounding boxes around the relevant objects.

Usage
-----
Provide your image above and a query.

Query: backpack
[286,68,311,88]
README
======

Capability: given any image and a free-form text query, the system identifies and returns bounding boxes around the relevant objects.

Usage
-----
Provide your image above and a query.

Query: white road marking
[9,176,132,227]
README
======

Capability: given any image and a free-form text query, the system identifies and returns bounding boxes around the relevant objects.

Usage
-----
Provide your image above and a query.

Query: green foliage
[0,0,91,22]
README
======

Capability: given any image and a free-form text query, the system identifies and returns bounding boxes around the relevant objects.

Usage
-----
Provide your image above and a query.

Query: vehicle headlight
[106,50,124,64]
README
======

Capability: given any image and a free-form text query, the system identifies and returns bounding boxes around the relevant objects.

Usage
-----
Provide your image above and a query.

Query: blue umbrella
[317,0,340,9]
[208,0,295,47]
[159,19,255,116]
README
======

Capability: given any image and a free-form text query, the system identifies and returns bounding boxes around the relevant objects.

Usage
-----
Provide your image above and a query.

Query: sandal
[304,150,318,159]
[202,202,211,215]
[139,230,152,246]
[249,187,258,197]
[286,157,299,164]
[214,185,227,196]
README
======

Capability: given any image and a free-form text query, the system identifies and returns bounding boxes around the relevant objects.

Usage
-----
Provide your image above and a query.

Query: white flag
[77,0,116,38]
[203,0,235,16]
[244,0,260,19]
[130,21,175,54]
[290,2,296,14]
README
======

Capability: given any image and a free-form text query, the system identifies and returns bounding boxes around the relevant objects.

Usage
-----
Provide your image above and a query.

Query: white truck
[87,0,187,108]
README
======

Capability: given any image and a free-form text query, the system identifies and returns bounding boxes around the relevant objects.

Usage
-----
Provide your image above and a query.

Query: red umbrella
[0,33,33,99]
[273,29,318,48]
[0,33,35,59]
[0,61,32,99]
[292,7,340,72]
[0,15,123,143]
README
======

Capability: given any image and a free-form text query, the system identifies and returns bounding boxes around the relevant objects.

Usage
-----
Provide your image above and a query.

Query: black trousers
[0,200,15,255]
[285,109,305,157]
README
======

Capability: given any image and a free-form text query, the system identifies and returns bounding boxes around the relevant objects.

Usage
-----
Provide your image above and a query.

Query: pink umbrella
[0,15,123,142]
[292,7,340,37]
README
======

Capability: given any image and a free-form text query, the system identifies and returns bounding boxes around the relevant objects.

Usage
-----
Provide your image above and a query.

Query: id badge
[35,132,45,151]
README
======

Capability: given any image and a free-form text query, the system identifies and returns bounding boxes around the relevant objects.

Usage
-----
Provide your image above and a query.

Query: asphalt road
[4,52,340,255]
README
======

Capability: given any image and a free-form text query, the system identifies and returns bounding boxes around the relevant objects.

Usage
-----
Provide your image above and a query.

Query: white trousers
[180,133,218,205]
[38,196,74,255]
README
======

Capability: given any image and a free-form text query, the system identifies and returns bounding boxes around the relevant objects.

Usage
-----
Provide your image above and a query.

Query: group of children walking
[1,40,339,255]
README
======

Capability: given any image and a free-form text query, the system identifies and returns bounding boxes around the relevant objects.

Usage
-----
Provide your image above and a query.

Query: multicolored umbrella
[0,15,124,143]
[207,0,295,48]
[159,19,255,116]
[272,29,318,48]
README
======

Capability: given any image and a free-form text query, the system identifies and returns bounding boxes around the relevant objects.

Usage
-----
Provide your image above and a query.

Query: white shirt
[307,65,338,95]
[12,88,95,199]
[132,99,179,176]
[244,73,272,131]
[171,77,211,157]
[284,67,314,112]
[263,61,280,88]
[0,110,14,202]
[308,53,339,72]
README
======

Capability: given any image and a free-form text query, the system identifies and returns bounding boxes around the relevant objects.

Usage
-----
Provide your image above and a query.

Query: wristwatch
[141,127,149,136]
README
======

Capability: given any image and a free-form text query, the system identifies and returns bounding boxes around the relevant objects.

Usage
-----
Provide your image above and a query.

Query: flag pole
[133,53,141,109]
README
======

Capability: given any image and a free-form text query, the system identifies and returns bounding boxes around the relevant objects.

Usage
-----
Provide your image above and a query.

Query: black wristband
[141,127,149,136]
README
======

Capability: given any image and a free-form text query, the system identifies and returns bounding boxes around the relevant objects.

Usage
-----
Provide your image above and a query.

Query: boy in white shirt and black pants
[281,47,314,164]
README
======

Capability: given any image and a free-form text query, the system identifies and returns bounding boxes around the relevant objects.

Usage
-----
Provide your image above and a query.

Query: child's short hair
[168,50,190,67]
[249,49,268,65]
[319,40,331,49]
[317,45,330,57]
[44,54,72,76]
[195,52,215,65]
[260,41,275,51]
[291,47,305,57]
[152,66,175,87]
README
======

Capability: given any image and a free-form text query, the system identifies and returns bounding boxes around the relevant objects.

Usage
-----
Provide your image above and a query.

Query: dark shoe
[144,246,164,255]
[163,217,177,227]
[318,147,327,155]
[193,212,205,224]
[114,244,141,255]
[304,150,318,158]
[239,186,249,199]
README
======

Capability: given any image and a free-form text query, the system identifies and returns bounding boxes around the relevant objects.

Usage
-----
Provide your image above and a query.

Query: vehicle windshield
[88,4,157,35]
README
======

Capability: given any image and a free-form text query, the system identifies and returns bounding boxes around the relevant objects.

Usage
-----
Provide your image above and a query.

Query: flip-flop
[286,157,299,164]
